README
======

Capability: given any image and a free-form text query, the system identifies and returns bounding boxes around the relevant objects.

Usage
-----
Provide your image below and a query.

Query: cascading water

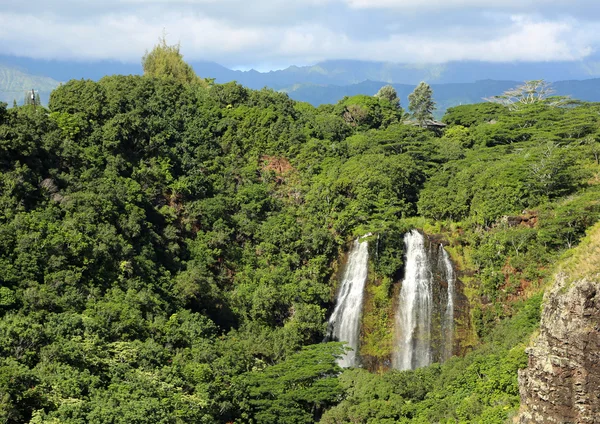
[392,230,456,370]
[439,244,455,362]
[327,238,369,368]
[393,230,434,370]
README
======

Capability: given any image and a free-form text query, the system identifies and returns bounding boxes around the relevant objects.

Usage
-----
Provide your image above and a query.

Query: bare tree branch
[484,80,571,110]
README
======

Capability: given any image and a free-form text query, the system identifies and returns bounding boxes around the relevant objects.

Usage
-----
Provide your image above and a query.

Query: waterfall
[393,230,433,370]
[439,244,455,361]
[392,231,457,370]
[327,238,369,368]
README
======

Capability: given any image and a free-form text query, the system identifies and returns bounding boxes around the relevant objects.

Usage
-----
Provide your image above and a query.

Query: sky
[0,0,599,70]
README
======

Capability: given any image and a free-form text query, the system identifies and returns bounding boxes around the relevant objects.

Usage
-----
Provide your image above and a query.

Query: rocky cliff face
[517,274,600,423]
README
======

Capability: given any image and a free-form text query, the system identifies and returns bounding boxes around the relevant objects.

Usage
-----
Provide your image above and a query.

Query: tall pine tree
[408,82,436,127]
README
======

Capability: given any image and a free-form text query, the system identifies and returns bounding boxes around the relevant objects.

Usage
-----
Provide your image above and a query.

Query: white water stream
[439,244,455,361]
[393,230,433,370]
[327,238,369,367]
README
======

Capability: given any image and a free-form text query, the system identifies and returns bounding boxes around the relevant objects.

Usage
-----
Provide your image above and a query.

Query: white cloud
[0,12,271,62]
[344,0,568,10]
[391,16,595,63]
[270,16,595,63]
[0,2,598,66]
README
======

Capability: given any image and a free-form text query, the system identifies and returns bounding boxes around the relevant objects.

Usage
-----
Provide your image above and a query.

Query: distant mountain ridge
[3,54,600,88]
[2,55,600,113]
[192,57,600,87]
[191,58,600,90]
[282,79,600,117]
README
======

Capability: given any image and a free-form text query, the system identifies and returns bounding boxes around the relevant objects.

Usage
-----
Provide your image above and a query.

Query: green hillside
[0,65,60,106]
[1,48,600,423]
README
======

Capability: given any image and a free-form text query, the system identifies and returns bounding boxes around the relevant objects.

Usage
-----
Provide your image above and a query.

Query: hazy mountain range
[282,79,600,117]
[2,54,600,115]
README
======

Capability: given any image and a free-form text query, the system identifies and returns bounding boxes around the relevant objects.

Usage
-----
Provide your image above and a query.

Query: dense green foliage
[0,76,427,423]
[1,68,600,424]
[322,294,542,424]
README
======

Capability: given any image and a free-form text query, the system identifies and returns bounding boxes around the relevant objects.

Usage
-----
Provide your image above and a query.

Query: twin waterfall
[328,230,456,370]
[392,230,455,370]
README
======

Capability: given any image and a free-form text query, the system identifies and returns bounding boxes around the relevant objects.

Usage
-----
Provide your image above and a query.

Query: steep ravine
[518,226,600,423]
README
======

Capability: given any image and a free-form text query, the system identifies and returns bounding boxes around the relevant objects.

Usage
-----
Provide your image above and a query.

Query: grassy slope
[558,221,600,286]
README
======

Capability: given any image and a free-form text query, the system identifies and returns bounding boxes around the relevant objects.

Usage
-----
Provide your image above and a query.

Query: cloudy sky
[0,0,599,69]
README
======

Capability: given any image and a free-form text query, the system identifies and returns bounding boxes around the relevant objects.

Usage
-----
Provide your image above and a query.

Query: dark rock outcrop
[518,275,600,423]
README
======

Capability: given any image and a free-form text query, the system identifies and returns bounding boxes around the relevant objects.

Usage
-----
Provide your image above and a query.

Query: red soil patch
[261,155,294,182]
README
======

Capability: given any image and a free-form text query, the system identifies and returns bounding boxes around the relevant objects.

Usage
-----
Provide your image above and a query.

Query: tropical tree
[484,80,571,109]
[240,343,344,423]
[375,85,400,108]
[408,82,436,126]
[141,35,201,85]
